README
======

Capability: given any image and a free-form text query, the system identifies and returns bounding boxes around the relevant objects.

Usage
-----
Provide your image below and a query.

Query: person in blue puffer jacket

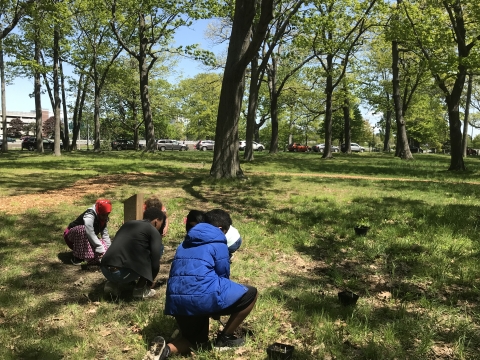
[147,209,257,360]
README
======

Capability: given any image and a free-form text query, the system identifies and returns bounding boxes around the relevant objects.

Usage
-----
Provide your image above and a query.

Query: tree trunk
[323,55,334,157]
[93,71,101,152]
[0,39,7,153]
[138,14,155,152]
[210,0,274,179]
[60,59,70,151]
[245,55,259,161]
[34,33,43,152]
[268,56,279,154]
[53,25,61,156]
[462,74,472,157]
[392,37,412,159]
[343,93,351,153]
[384,109,392,151]
[447,90,466,170]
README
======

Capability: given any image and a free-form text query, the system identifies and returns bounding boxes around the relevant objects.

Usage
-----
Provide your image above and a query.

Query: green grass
[1,150,480,359]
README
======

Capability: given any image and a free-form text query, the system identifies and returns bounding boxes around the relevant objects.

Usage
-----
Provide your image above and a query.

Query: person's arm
[83,213,105,254]
[101,227,111,247]
[149,229,163,281]
[162,206,169,236]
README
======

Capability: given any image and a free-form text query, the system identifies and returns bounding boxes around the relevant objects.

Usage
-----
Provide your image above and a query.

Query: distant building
[0,110,50,136]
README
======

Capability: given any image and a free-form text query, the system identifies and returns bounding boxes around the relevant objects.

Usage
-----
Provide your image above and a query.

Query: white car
[239,140,265,151]
[341,142,365,152]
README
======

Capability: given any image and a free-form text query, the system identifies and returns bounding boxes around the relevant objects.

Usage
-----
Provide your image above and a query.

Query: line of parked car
[287,142,365,153]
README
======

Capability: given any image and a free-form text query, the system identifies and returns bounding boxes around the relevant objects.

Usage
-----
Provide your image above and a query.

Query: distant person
[144,195,169,236]
[101,207,165,299]
[63,199,112,265]
[146,209,257,359]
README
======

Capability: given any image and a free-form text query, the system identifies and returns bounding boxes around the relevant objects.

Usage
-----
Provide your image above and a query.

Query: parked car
[467,147,477,156]
[111,139,145,151]
[157,139,188,151]
[287,143,310,152]
[195,140,215,151]
[409,145,423,153]
[312,143,340,153]
[21,136,62,151]
[239,140,265,151]
[341,142,365,153]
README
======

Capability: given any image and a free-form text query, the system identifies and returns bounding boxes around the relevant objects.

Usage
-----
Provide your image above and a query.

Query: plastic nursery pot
[354,225,370,236]
[338,290,359,306]
[266,342,295,360]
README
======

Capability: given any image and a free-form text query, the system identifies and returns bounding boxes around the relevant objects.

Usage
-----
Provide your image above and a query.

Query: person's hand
[162,226,168,236]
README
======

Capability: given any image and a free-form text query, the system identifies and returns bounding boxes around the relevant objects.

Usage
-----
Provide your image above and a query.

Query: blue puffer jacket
[164,223,248,316]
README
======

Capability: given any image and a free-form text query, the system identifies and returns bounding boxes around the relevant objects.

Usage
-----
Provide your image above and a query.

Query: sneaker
[104,281,120,297]
[71,256,84,266]
[133,286,156,299]
[145,336,169,360]
[214,332,245,350]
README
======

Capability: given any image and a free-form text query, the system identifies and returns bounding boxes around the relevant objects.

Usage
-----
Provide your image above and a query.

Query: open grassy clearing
[1,151,480,359]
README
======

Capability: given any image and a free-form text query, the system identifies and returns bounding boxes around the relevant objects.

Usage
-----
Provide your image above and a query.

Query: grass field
[1,150,480,360]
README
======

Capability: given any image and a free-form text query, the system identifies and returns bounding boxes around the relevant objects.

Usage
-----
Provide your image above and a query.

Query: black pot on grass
[266,343,294,360]
[354,225,370,236]
[338,290,359,306]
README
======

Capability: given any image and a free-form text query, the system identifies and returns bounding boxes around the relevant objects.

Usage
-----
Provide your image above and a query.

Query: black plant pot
[338,290,359,306]
[267,343,294,360]
[354,226,370,236]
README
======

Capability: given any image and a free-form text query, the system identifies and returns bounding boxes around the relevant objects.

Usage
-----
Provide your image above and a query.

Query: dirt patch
[0,174,148,215]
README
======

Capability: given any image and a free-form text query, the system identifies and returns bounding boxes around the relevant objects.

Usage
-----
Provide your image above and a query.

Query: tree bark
[60,59,70,151]
[343,85,351,153]
[268,55,279,154]
[53,25,61,156]
[34,32,44,152]
[323,55,334,157]
[462,74,472,157]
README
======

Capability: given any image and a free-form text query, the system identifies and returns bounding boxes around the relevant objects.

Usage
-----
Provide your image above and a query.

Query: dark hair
[204,209,231,233]
[143,207,166,222]
[144,196,163,210]
[186,210,205,232]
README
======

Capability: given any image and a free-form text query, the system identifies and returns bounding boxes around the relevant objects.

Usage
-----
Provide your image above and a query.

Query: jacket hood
[184,223,226,247]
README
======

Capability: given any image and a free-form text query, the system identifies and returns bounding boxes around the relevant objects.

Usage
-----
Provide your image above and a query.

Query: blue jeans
[101,266,140,285]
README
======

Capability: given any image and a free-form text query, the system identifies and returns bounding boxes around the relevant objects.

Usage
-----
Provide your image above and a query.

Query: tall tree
[110,0,213,152]
[71,0,121,151]
[298,0,377,157]
[0,0,33,153]
[210,0,274,179]
[404,0,480,170]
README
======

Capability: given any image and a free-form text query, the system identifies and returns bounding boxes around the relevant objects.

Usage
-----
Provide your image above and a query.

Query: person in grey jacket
[63,199,112,265]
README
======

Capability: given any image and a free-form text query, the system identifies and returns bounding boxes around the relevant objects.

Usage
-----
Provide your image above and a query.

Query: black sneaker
[214,332,245,350]
[146,336,169,360]
[71,256,84,266]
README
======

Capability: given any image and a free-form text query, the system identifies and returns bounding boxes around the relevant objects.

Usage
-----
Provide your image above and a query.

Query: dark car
[157,139,188,151]
[22,136,62,151]
[467,147,477,156]
[409,146,423,153]
[111,139,145,151]
[195,140,215,151]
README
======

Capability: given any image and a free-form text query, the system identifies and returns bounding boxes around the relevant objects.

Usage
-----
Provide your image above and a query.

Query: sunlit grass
[1,151,480,359]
